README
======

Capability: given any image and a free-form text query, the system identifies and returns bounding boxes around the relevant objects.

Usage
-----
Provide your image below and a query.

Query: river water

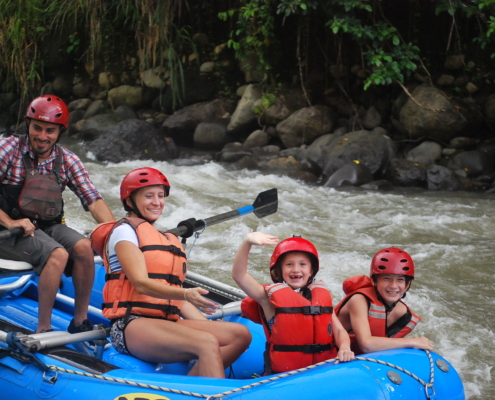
[61,138,494,400]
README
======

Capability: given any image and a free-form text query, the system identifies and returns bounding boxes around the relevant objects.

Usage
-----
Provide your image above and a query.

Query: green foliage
[252,92,276,115]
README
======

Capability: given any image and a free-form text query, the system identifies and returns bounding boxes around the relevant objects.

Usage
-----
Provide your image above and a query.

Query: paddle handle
[0,227,24,241]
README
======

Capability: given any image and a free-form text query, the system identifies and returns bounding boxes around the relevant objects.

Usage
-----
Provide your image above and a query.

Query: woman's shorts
[110,315,146,356]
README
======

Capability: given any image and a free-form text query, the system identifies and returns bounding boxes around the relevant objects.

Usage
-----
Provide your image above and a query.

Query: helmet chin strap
[375,288,399,312]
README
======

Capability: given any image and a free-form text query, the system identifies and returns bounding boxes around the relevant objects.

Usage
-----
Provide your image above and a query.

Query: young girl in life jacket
[91,168,251,378]
[232,232,354,375]
[334,247,434,355]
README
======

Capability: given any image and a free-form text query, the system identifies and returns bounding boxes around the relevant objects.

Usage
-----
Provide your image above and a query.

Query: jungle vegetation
[0,0,494,105]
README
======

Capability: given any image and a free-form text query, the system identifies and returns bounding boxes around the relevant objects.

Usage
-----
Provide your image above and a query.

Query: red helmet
[25,95,69,130]
[120,168,170,209]
[270,236,319,274]
[370,247,414,277]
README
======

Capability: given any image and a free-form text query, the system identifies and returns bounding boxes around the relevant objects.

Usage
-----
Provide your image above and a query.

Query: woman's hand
[184,287,219,315]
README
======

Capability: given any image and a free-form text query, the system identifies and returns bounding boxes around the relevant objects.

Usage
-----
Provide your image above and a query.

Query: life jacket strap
[275,306,333,315]
[273,343,333,354]
[102,301,180,315]
[140,244,187,259]
[105,272,183,286]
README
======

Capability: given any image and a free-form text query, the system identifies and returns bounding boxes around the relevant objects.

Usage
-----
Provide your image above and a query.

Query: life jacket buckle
[302,305,322,315]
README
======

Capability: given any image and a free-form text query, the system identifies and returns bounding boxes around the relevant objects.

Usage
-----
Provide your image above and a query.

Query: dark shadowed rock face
[385,159,428,187]
[86,119,179,163]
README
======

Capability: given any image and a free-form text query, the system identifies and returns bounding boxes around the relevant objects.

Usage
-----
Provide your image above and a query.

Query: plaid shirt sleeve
[61,148,103,210]
[0,136,17,181]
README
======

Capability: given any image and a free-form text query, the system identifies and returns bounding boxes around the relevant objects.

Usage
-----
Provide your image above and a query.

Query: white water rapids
[60,138,494,400]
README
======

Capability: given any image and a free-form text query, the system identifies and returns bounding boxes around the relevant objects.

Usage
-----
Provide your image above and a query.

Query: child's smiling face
[373,274,411,305]
[280,252,314,289]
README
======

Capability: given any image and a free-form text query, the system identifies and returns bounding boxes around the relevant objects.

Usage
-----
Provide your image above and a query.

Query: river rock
[276,105,336,148]
[193,120,230,150]
[218,142,252,163]
[426,164,462,191]
[361,180,395,191]
[108,85,143,109]
[114,105,138,120]
[243,130,270,149]
[447,150,493,178]
[78,114,121,141]
[323,161,373,187]
[227,84,262,137]
[320,130,394,179]
[83,99,108,119]
[86,119,178,162]
[449,136,479,149]
[406,141,442,166]
[262,88,307,126]
[163,98,235,147]
[399,85,469,142]
[68,98,92,111]
[385,159,427,187]
[362,106,382,129]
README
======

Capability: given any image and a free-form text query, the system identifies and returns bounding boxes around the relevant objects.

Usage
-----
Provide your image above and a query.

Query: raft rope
[186,219,207,259]
[45,350,437,399]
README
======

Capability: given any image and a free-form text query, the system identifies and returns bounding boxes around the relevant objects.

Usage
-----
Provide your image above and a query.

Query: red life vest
[334,275,421,354]
[241,281,337,374]
[90,217,187,321]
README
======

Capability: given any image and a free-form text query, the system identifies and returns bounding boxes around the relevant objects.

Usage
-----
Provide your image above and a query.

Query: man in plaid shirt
[0,95,114,337]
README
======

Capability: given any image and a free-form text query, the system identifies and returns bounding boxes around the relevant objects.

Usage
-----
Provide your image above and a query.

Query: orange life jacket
[90,217,187,321]
[334,275,421,354]
[241,281,337,374]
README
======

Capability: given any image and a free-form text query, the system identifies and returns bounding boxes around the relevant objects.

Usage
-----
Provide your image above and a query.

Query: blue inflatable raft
[0,256,465,400]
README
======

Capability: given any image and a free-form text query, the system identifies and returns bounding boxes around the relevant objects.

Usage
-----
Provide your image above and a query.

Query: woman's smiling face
[130,185,166,222]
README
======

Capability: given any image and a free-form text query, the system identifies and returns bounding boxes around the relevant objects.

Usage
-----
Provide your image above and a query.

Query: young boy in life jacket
[334,247,434,355]
[232,232,354,375]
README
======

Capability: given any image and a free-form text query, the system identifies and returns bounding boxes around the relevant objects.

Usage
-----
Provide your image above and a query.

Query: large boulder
[399,85,470,142]
[276,105,336,148]
[162,98,235,147]
[108,85,143,109]
[262,88,308,126]
[406,141,442,167]
[385,159,427,187]
[320,129,395,179]
[86,119,178,163]
[227,84,262,138]
[426,164,462,191]
[323,162,373,188]
[447,150,493,178]
[193,120,230,151]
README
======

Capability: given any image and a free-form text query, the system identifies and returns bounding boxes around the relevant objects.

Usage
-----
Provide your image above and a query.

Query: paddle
[166,188,278,238]
[0,188,278,241]
[0,227,25,242]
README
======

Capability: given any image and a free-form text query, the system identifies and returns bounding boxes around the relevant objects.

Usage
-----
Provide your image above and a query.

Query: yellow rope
[48,350,436,399]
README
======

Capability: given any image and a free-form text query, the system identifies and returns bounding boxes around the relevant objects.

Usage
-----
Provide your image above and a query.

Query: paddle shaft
[0,227,24,241]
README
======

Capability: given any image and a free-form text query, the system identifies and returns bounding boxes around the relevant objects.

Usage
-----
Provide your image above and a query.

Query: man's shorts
[0,224,85,275]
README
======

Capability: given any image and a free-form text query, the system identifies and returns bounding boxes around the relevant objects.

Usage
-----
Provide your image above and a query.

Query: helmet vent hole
[47,97,52,101]
[403,267,410,271]
[138,179,149,183]
[384,250,390,253]
[139,172,148,176]
[55,113,62,118]
[380,258,389,262]
[31,107,35,113]
[400,259,408,263]
[377,265,387,270]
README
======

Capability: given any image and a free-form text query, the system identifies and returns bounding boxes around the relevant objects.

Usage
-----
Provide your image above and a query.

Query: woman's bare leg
[123,318,226,378]
[178,319,252,370]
